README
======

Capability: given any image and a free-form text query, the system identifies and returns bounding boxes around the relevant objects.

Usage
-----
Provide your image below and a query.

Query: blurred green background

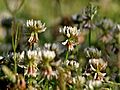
[0,0,120,25]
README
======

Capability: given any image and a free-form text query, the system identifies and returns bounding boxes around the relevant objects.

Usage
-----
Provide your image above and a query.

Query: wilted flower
[28,32,39,44]
[43,65,58,80]
[100,34,113,43]
[27,64,37,77]
[17,74,26,90]
[59,26,82,51]
[62,40,74,51]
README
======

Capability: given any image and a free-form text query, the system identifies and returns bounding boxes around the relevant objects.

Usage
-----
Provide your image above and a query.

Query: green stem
[14,53,17,74]
[104,81,120,86]
[45,79,49,90]
[89,28,91,47]
[11,17,17,74]
[29,62,33,86]
[65,50,69,61]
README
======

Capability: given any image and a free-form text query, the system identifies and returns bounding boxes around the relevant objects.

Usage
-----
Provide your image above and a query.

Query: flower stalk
[65,50,69,61]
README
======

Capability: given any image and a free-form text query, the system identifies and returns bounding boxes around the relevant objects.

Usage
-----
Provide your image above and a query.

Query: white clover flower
[89,58,107,72]
[77,76,85,84]
[26,19,46,33]
[43,43,65,55]
[94,72,106,81]
[59,26,80,38]
[65,60,70,66]
[88,58,107,81]
[70,60,79,68]
[92,80,102,87]
[27,50,42,62]
[59,26,81,51]
[26,19,33,27]
[62,39,68,45]
[65,60,79,69]
[27,50,37,60]
[88,80,102,89]
[42,50,56,61]
[84,47,101,58]
[72,76,85,84]
[26,19,46,46]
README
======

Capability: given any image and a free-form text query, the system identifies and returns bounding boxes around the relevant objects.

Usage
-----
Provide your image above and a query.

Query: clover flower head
[72,76,85,84]
[88,80,102,90]
[65,60,79,69]
[42,49,56,61]
[84,47,101,58]
[27,49,42,62]
[26,19,46,33]
[27,50,37,60]
[59,26,81,51]
[43,43,65,55]
[85,58,107,81]
[89,58,107,72]
[26,19,46,46]
[59,26,80,38]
